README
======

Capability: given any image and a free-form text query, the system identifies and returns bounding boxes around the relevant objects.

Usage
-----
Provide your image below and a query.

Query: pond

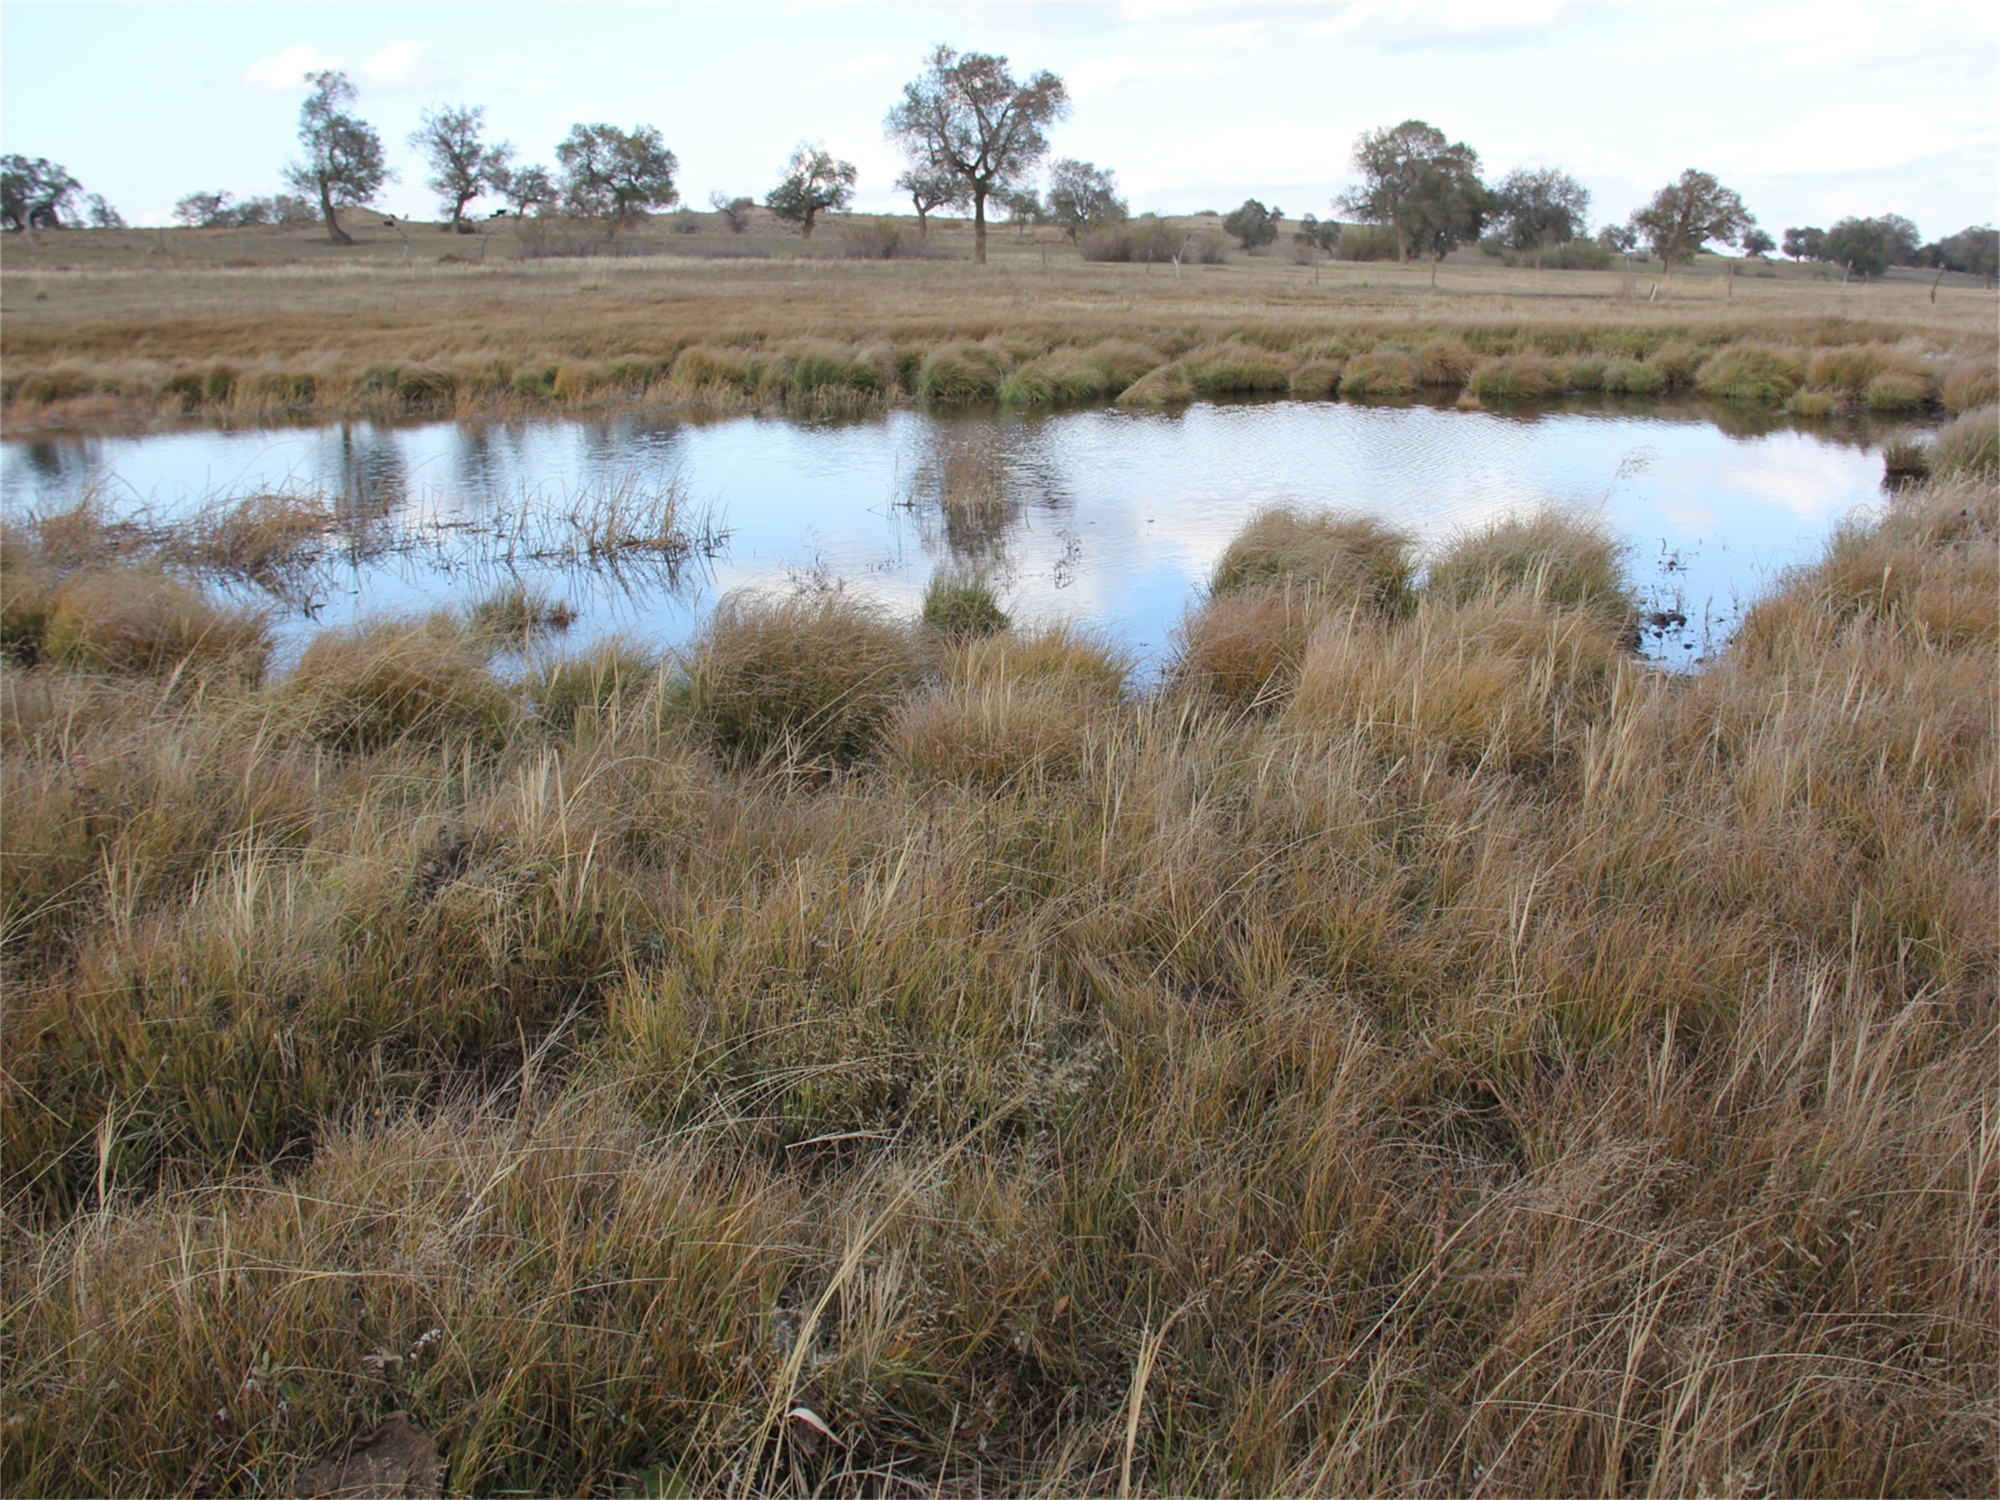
[1,396,1902,669]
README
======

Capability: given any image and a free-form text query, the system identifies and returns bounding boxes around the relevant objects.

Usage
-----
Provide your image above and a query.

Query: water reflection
[2,396,1906,668]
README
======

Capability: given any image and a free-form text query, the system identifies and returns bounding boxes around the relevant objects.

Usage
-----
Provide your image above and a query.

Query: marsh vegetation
[1,465,1994,1494]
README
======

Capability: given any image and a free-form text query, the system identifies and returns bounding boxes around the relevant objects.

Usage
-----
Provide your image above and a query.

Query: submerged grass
[1,476,1995,1497]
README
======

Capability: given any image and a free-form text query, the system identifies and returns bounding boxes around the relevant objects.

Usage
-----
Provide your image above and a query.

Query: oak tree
[1627,169,1753,275]
[1045,159,1126,241]
[766,143,857,238]
[410,103,513,232]
[556,124,678,233]
[886,45,1068,264]
[283,70,391,245]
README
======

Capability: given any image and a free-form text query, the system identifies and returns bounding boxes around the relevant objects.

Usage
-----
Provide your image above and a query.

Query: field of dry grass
[3,214,1993,430]
[2,465,1994,1494]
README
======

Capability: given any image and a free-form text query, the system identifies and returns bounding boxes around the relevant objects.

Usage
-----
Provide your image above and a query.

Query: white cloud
[239,45,341,94]
[358,41,445,92]
[815,50,896,84]
[1305,0,1574,51]
[1068,52,1236,95]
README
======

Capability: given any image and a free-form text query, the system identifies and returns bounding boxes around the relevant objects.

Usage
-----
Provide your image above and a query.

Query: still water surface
[1,398,1895,667]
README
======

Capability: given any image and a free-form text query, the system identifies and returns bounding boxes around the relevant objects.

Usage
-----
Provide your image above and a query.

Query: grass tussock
[1,474,1996,1498]
[1423,509,1634,627]
[1210,506,1415,617]
[1694,345,1802,403]
[1930,405,1999,479]
[279,614,513,751]
[1465,353,1566,402]
[1939,358,1999,413]
[683,588,926,765]
[42,568,270,680]
[1337,346,1417,398]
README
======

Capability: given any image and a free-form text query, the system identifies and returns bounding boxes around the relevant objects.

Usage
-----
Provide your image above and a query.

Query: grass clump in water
[1210,506,1415,617]
[684,588,925,765]
[1466,354,1566,402]
[1338,346,1417,398]
[1695,346,1802,403]
[1863,369,1933,411]
[921,570,1011,639]
[1939,359,1998,414]
[465,581,577,644]
[1423,509,1633,627]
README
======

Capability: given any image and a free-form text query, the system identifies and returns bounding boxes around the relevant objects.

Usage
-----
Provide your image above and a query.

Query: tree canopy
[885,45,1068,263]
[1492,166,1589,266]
[1338,120,1485,269]
[283,71,391,245]
[1627,169,1753,274]
[1823,214,1921,278]
[2,155,84,231]
[1223,198,1283,251]
[1781,226,1826,261]
[410,104,513,231]
[766,143,857,238]
[895,165,964,237]
[556,124,678,233]
[1045,159,1127,241]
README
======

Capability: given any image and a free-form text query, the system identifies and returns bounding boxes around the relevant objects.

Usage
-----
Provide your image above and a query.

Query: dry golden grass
[1,450,1995,1491]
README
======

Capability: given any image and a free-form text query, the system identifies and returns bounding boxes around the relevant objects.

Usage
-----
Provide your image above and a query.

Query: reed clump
[1694,345,1802,402]
[1929,405,1998,479]
[920,570,1010,639]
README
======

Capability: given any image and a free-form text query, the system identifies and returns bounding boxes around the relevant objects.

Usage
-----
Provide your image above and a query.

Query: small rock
[294,1412,443,1499]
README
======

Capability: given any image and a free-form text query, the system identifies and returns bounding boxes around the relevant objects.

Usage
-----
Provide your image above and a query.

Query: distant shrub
[1211,507,1415,616]
[1338,347,1417,398]
[1863,370,1932,411]
[1192,233,1228,264]
[1939,360,1998,413]
[44,569,270,680]
[1930,405,1998,478]
[921,571,1010,639]
[1334,225,1399,261]
[1603,359,1666,395]
[279,615,512,751]
[1466,354,1566,402]
[684,590,925,764]
[1424,510,1633,627]
[1695,346,1802,403]
[1289,358,1345,398]
[915,345,1008,403]
[842,218,945,260]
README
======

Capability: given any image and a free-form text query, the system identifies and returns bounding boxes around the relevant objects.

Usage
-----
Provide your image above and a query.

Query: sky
[2,1,1994,239]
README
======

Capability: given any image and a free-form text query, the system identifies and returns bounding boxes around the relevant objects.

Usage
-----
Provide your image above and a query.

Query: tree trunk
[914,206,928,240]
[973,186,988,264]
[1395,223,1409,263]
[319,183,352,246]
[801,206,816,239]
[1430,251,1440,289]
